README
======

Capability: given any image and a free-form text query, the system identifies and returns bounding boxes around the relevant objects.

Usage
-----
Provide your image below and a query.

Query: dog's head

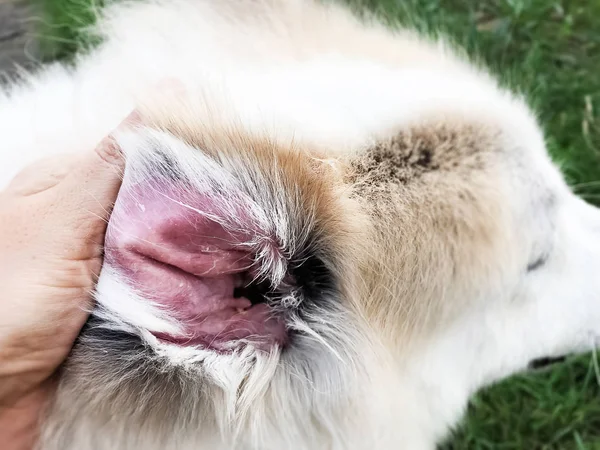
[50,68,600,447]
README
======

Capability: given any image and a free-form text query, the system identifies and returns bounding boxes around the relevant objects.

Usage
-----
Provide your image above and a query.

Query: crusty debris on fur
[350,121,500,187]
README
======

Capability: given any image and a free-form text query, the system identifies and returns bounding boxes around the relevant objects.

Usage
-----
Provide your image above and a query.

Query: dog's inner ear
[104,180,288,350]
[234,281,270,306]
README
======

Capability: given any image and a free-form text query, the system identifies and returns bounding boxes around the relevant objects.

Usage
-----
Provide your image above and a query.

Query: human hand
[0,111,137,448]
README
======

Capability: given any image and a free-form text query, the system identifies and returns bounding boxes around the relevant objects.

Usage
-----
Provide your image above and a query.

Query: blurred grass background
[32,0,600,448]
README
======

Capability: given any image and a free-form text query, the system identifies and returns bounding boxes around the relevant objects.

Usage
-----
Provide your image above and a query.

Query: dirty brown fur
[350,121,498,188]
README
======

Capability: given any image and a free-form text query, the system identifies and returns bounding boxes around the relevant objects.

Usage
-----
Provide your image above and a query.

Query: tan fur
[347,119,515,348]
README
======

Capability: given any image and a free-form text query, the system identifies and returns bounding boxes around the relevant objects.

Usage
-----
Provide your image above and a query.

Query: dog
[1,1,598,448]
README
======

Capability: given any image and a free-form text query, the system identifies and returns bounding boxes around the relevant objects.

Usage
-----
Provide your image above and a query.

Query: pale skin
[0,113,136,449]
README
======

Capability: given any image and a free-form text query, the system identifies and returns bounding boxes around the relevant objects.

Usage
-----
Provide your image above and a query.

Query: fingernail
[95,135,124,168]
[97,109,142,167]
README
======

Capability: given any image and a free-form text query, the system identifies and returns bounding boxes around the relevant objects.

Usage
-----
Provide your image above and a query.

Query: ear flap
[102,129,288,350]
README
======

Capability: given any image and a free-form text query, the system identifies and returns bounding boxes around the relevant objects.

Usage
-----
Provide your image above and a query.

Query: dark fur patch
[234,248,337,313]
[140,145,186,183]
[526,254,548,272]
[71,316,150,362]
[58,316,215,431]
[528,355,567,370]
[350,123,494,187]
[289,248,337,311]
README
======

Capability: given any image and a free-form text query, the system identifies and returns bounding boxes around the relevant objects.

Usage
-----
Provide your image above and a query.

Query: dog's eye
[528,355,567,370]
[526,254,548,272]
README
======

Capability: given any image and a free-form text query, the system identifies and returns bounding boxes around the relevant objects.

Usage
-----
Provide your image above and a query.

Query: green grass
[32,0,105,61]
[33,0,600,448]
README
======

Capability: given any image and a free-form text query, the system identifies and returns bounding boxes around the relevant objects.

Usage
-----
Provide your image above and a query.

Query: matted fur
[1,1,599,449]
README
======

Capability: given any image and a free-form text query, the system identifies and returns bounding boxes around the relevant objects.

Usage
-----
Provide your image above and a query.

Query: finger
[4,154,77,196]
[5,110,140,199]
[92,110,141,169]
[45,111,143,251]
[61,110,142,221]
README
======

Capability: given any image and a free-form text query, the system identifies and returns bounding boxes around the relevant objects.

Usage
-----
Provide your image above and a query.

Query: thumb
[60,110,140,225]
[45,111,141,251]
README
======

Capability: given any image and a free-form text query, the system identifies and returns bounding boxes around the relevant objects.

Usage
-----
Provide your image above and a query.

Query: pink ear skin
[104,181,289,351]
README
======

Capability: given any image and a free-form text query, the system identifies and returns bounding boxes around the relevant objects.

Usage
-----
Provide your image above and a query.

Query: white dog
[1,1,597,449]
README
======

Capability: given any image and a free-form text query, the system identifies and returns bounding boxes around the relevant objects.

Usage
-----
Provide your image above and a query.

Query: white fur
[1,1,599,449]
